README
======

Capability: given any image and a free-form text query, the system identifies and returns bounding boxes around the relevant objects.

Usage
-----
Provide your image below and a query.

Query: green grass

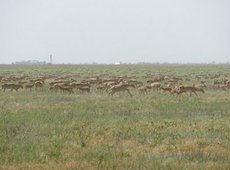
[0,64,230,169]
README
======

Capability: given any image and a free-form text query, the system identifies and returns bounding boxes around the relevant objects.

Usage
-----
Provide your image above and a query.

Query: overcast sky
[0,0,230,64]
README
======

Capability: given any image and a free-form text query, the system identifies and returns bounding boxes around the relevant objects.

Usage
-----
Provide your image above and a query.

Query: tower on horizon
[50,54,52,64]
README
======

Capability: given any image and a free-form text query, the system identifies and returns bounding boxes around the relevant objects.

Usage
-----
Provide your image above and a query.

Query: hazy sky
[0,0,230,64]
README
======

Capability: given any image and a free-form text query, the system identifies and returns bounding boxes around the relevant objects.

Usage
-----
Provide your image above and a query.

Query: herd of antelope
[0,71,230,97]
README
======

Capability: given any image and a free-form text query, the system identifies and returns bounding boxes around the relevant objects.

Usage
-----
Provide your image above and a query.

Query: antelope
[161,87,173,94]
[34,81,44,91]
[137,85,151,95]
[58,85,74,94]
[1,83,23,92]
[150,82,161,91]
[109,82,134,97]
[25,84,34,91]
[77,86,90,93]
[178,85,204,96]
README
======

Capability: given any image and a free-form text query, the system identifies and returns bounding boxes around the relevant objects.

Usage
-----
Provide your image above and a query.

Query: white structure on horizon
[114,61,121,65]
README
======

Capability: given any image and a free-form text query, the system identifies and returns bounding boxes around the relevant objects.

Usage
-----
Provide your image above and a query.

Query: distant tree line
[12,60,46,65]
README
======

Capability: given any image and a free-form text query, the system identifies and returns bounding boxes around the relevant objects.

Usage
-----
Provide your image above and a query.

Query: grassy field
[0,64,230,169]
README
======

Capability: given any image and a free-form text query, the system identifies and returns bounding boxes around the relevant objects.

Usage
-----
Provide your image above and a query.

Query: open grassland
[0,64,230,169]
